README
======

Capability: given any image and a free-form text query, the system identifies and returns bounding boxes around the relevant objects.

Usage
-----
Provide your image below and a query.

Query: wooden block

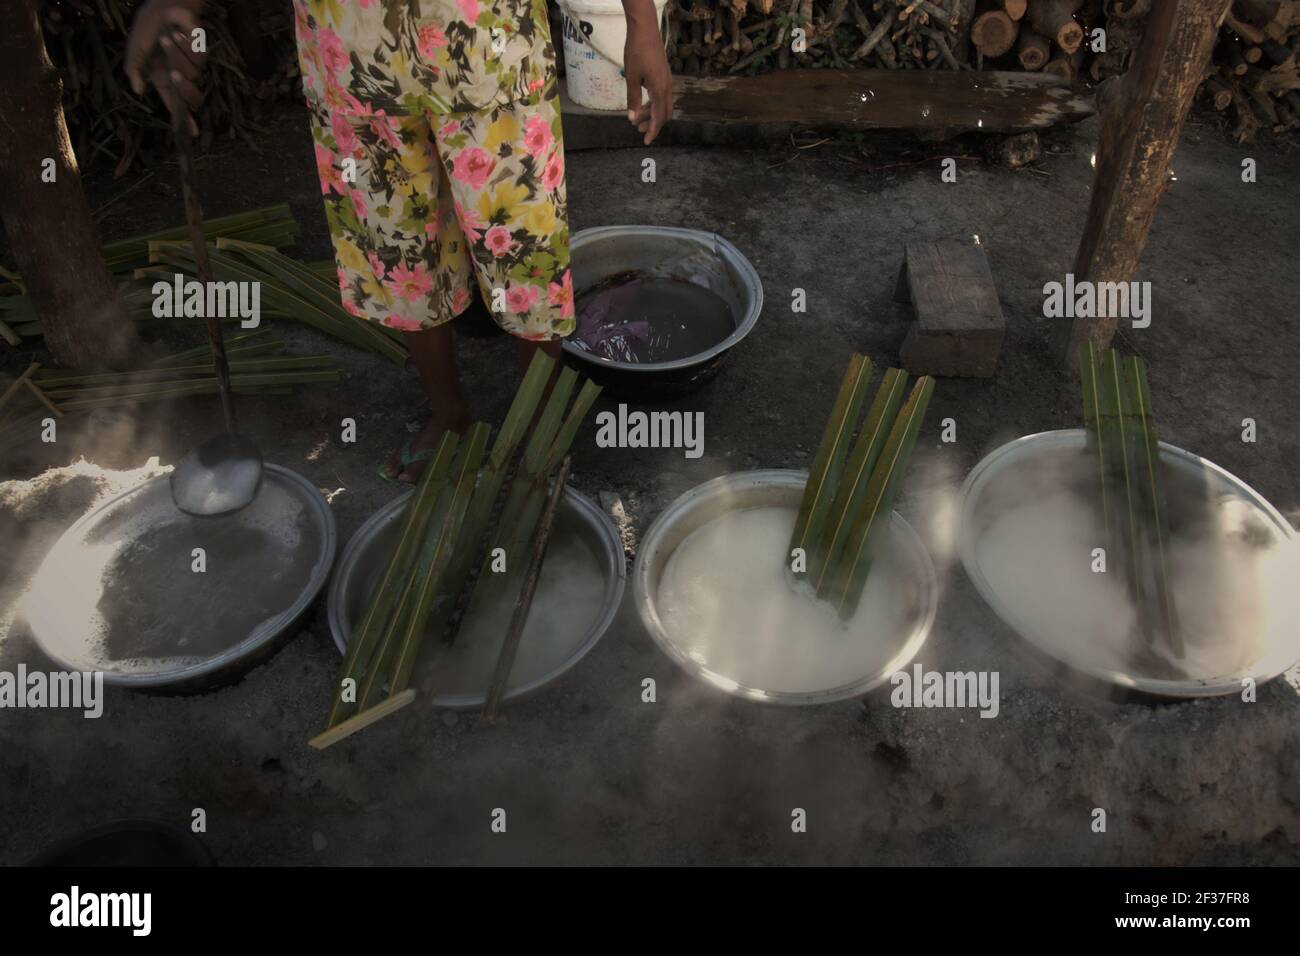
[897,241,1006,378]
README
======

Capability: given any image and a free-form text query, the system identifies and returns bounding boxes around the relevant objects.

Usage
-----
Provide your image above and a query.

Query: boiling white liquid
[416,535,606,699]
[974,488,1299,681]
[655,506,919,696]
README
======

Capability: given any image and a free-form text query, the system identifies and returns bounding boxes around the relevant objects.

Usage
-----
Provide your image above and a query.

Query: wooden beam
[1054,0,1231,365]
[671,69,1095,133]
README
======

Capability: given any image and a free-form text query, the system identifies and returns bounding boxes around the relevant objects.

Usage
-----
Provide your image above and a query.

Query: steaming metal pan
[328,485,625,710]
[633,470,938,705]
[959,429,1297,698]
[23,464,336,691]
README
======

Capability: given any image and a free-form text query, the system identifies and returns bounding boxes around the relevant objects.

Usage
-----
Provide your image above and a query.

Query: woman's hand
[125,0,208,136]
[621,0,673,145]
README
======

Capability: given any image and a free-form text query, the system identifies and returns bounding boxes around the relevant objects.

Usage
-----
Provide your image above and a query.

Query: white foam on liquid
[654,505,915,696]
[973,487,1300,681]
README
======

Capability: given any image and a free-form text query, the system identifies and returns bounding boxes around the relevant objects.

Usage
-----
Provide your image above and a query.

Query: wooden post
[1054,0,1230,365]
[0,0,142,371]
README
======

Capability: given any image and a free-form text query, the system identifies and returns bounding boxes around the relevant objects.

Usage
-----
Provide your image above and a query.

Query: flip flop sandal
[377,437,435,484]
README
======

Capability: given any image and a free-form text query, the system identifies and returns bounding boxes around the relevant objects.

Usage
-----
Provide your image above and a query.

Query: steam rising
[655,505,926,698]
[418,533,607,699]
[967,446,1299,684]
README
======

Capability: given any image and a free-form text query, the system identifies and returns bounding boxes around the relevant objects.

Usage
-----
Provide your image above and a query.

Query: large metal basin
[633,469,937,705]
[22,464,336,691]
[959,429,1298,698]
[562,225,763,400]
[329,485,625,709]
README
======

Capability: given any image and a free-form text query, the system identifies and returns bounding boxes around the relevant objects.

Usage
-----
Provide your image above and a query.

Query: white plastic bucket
[557,0,670,111]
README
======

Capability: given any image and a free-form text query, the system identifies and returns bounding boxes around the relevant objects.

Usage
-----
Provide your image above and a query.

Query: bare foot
[387,404,472,483]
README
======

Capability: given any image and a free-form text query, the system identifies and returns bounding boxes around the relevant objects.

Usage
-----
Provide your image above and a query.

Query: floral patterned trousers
[308,88,574,340]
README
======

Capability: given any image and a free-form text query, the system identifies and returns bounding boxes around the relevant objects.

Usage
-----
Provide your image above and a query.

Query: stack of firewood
[968,0,1097,81]
[664,0,1109,77]
[661,0,1299,140]
[1202,1,1300,140]
[663,0,947,75]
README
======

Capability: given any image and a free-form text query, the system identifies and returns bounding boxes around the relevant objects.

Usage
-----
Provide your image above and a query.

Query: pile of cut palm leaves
[147,236,405,363]
[0,329,340,450]
[311,352,601,749]
[0,204,407,364]
[1079,343,1182,658]
[0,204,299,330]
[788,353,935,619]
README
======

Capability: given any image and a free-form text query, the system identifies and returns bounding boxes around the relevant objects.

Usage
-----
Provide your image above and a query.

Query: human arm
[621,0,673,144]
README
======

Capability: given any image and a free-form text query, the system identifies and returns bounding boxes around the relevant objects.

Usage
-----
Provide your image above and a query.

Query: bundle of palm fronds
[1079,343,1182,657]
[0,204,409,364]
[312,352,602,748]
[40,0,296,175]
[788,353,934,619]
[147,236,407,363]
[0,328,341,448]
[0,204,299,336]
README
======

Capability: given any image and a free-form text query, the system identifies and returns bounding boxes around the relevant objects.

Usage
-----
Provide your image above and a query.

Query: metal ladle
[168,122,263,516]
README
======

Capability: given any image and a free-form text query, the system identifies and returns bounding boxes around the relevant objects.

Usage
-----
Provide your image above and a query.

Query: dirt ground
[2,102,1298,865]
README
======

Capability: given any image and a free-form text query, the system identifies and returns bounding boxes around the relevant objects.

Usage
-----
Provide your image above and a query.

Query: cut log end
[1202,74,1233,110]
[1057,22,1085,54]
[971,10,1018,58]
[1000,0,1027,20]
[1027,0,1086,54]
[1044,53,1079,84]
[1018,31,1051,71]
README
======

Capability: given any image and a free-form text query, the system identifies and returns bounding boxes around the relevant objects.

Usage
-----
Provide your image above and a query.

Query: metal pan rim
[327,484,626,710]
[561,224,764,373]
[27,463,337,689]
[957,428,1297,698]
[633,468,938,706]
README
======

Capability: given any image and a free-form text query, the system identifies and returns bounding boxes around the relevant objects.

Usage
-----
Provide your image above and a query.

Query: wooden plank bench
[561,70,1095,149]
[671,69,1095,134]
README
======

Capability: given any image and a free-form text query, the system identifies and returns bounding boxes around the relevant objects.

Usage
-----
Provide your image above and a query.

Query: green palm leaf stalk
[1126,356,1183,658]
[357,425,489,710]
[327,433,460,727]
[813,367,909,591]
[1099,347,1143,612]
[387,424,490,695]
[824,376,935,619]
[319,352,603,742]
[1079,346,1183,658]
[789,353,873,580]
[454,364,602,641]
[787,354,936,620]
